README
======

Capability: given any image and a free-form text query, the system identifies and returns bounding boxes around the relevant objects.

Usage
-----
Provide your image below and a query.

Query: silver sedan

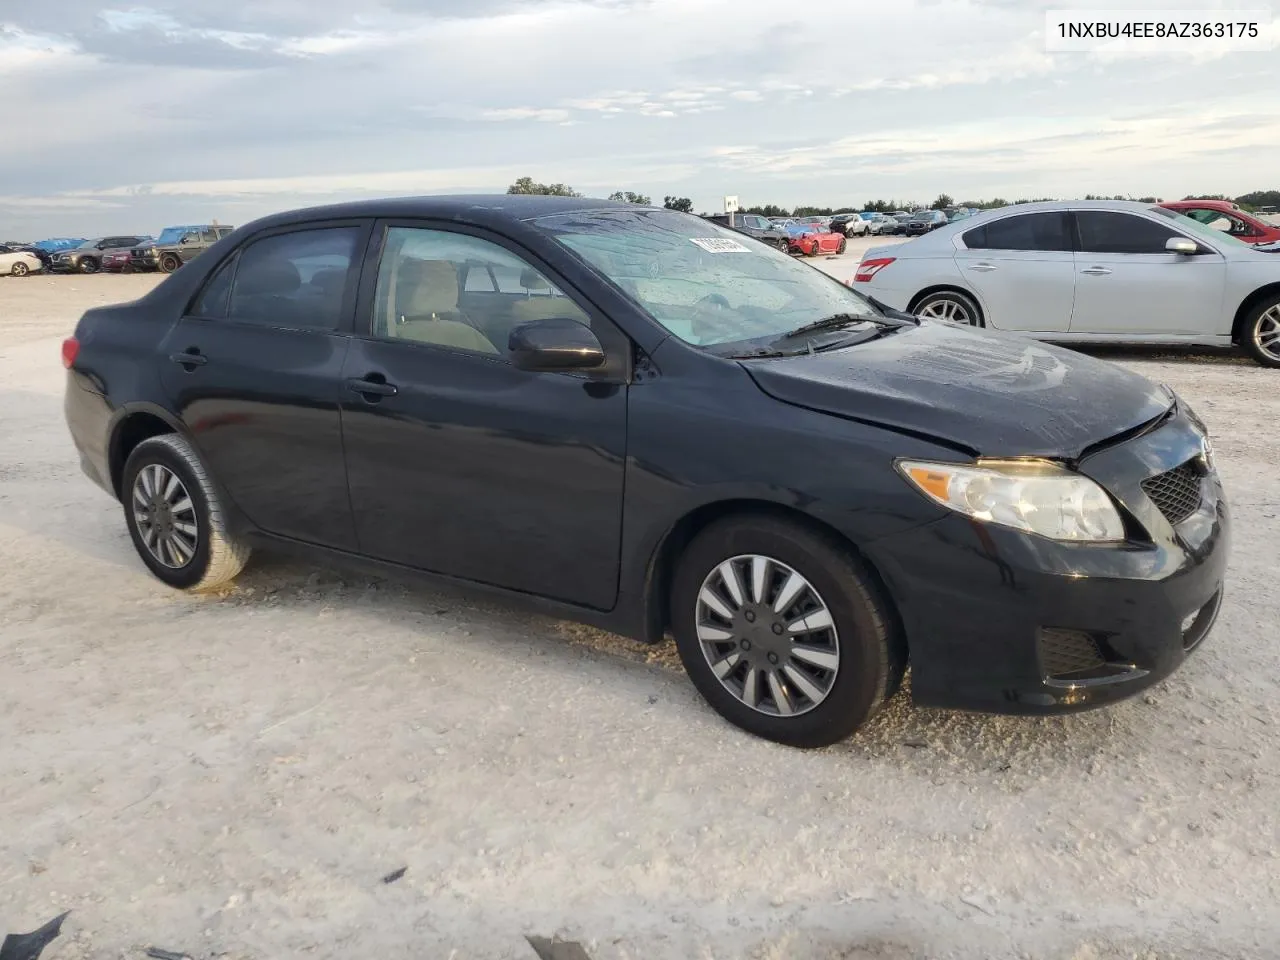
[854,199,1280,367]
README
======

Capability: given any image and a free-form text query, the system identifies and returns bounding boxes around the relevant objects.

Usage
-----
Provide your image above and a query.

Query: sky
[2,0,1278,238]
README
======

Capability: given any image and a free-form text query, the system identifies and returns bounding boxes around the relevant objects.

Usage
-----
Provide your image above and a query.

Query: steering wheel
[695,293,732,312]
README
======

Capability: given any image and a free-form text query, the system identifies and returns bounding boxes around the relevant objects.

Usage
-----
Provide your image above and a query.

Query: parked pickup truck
[704,214,790,251]
[131,224,235,273]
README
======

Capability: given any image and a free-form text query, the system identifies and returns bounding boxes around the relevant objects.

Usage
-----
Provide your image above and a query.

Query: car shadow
[208,550,1140,775]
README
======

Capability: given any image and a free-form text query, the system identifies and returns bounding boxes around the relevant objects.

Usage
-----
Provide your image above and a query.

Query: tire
[121,433,251,591]
[837,238,848,255]
[160,253,181,273]
[1241,294,1280,368]
[80,257,99,274]
[670,515,904,748]
[11,262,29,277]
[911,289,984,327]
[776,237,790,253]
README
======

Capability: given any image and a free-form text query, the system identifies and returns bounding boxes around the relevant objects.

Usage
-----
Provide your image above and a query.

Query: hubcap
[132,464,198,569]
[1255,305,1280,361]
[917,297,974,325]
[696,554,840,718]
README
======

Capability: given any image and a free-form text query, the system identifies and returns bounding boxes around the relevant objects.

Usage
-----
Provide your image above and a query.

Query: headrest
[237,258,301,297]
[519,267,549,291]
[398,259,460,316]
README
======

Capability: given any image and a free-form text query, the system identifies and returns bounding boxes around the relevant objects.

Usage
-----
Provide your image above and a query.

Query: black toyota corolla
[62,195,1229,747]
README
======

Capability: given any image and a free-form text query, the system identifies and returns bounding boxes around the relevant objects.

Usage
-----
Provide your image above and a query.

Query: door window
[963,213,1072,251]
[1076,212,1182,254]
[370,227,592,358]
[222,226,360,330]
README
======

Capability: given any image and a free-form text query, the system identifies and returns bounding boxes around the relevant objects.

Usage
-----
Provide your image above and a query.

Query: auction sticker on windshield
[690,238,751,253]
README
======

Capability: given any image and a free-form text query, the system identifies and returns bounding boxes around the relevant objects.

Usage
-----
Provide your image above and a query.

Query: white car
[0,246,43,277]
[853,199,1280,367]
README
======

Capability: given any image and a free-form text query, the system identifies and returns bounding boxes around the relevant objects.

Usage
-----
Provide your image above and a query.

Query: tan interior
[384,258,499,355]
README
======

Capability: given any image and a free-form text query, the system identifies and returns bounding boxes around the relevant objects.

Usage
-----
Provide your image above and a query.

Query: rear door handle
[1080,266,1112,276]
[169,350,207,368]
[967,262,998,273]
[346,376,398,400]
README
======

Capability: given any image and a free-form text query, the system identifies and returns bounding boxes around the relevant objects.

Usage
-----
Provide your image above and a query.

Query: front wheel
[670,516,904,748]
[1242,294,1280,368]
[159,253,181,273]
[122,433,251,591]
[80,258,99,274]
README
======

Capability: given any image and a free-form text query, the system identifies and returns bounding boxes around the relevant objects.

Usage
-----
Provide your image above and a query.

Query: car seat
[390,259,500,355]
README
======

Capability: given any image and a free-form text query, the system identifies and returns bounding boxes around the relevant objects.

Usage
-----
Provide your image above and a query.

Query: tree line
[506,178,1279,216]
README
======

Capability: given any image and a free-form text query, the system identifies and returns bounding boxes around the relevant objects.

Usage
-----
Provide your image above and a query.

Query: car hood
[741,321,1172,459]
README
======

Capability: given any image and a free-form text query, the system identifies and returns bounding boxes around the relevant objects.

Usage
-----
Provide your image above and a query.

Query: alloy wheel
[12,262,28,277]
[1254,304,1280,362]
[917,297,975,325]
[132,463,199,568]
[695,554,840,717]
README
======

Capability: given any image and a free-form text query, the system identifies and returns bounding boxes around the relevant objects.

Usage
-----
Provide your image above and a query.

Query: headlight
[897,458,1126,543]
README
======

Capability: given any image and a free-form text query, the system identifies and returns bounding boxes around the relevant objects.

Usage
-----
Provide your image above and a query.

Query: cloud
[2,0,1278,236]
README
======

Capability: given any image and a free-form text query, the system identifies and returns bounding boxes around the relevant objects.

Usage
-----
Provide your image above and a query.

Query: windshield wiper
[773,309,915,344]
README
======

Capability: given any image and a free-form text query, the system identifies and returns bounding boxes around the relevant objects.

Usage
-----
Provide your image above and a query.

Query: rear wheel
[1242,295,1280,368]
[670,516,903,748]
[776,237,790,253]
[911,289,983,327]
[160,253,181,273]
[837,238,848,255]
[122,433,251,591]
[11,262,29,277]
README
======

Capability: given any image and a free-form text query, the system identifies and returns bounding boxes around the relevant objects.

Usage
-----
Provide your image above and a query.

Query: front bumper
[865,409,1229,715]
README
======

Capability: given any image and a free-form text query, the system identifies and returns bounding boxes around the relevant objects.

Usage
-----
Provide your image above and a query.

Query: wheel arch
[107,404,186,500]
[906,283,986,323]
[1230,282,1280,342]
[640,499,907,659]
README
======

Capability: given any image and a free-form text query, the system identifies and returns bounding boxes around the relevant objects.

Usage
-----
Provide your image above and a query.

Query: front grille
[1038,628,1107,678]
[1141,460,1203,526]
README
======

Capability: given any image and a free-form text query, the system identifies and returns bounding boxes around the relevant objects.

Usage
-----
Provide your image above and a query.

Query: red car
[789,227,847,257]
[1159,200,1280,245]
[102,250,135,273]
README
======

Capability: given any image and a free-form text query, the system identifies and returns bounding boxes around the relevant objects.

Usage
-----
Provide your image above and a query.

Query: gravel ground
[2,254,1277,960]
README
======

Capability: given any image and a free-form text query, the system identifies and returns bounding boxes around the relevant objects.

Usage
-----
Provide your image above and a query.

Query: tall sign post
[724,195,739,229]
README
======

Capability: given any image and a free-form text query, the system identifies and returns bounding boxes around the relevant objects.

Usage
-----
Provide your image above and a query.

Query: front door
[160,222,368,549]
[1069,211,1227,337]
[340,223,630,610]
[952,210,1076,332]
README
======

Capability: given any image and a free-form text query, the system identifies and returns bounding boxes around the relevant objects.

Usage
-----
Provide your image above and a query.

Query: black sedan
[62,195,1229,748]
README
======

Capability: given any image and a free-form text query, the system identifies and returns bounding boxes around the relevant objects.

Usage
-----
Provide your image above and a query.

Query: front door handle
[1080,266,1112,276]
[169,349,207,369]
[346,376,398,401]
[967,262,998,273]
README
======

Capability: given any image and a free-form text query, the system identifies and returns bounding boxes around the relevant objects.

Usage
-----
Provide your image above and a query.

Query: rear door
[953,211,1076,331]
[339,221,630,609]
[1069,211,1227,336]
[160,221,370,549]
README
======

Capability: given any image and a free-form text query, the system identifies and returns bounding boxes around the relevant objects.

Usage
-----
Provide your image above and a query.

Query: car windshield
[533,208,884,355]
[156,226,202,244]
[1150,206,1252,249]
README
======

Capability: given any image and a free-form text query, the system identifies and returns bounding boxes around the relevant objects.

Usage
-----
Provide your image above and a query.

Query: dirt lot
[2,255,1278,960]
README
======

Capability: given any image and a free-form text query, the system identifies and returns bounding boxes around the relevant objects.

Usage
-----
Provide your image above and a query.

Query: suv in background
[51,236,152,274]
[903,209,948,236]
[132,224,235,273]
[705,214,790,250]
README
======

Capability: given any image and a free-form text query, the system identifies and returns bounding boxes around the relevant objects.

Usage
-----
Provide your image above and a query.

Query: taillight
[853,257,896,283]
[61,337,79,369]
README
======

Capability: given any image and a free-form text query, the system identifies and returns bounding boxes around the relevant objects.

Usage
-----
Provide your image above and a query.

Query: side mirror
[1166,238,1199,255]
[509,317,606,372]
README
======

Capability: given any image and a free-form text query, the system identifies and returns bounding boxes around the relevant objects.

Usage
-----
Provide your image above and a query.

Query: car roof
[1162,199,1240,211]
[241,194,639,234]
